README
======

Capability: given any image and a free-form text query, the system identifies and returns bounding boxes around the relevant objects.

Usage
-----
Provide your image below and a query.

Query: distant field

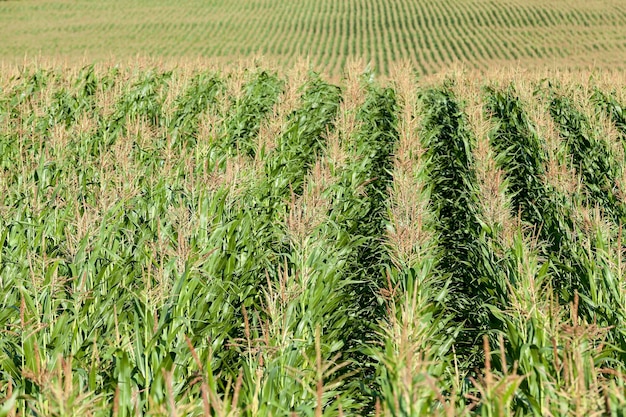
[1,0,626,75]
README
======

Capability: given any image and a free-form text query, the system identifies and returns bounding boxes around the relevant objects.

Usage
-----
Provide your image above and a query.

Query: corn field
[1,0,626,75]
[2,64,626,416]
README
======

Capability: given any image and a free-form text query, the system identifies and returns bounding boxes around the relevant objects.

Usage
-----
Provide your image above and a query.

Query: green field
[2,64,626,415]
[3,0,626,415]
[1,0,626,74]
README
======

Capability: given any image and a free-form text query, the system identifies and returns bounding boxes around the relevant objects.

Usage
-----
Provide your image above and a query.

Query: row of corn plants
[593,88,626,138]
[593,88,626,166]
[370,71,461,416]
[325,79,400,408]
[548,87,626,224]
[168,71,223,149]
[222,70,284,157]
[419,84,509,373]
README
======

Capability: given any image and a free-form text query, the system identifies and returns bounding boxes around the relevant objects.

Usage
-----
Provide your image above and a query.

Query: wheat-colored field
[1,0,625,75]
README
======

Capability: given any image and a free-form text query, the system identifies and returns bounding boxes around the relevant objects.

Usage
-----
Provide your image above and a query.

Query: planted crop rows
[1,0,626,75]
[2,66,626,416]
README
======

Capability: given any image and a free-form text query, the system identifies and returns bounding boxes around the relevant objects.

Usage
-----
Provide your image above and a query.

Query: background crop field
[1,0,626,75]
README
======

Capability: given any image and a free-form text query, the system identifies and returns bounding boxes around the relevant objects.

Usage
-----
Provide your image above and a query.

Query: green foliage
[336,83,398,319]
[593,88,626,159]
[484,85,550,227]
[263,74,342,198]
[485,86,581,297]
[106,70,172,138]
[548,89,626,223]
[2,66,626,416]
[224,70,284,157]
[170,71,223,147]
[421,85,507,369]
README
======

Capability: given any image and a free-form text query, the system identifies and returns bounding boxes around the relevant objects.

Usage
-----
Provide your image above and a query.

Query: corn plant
[593,88,626,135]
[103,70,172,142]
[224,70,284,157]
[548,89,626,224]
[47,65,101,129]
[593,88,626,162]
[169,71,222,148]
[262,74,342,198]
[337,83,398,327]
